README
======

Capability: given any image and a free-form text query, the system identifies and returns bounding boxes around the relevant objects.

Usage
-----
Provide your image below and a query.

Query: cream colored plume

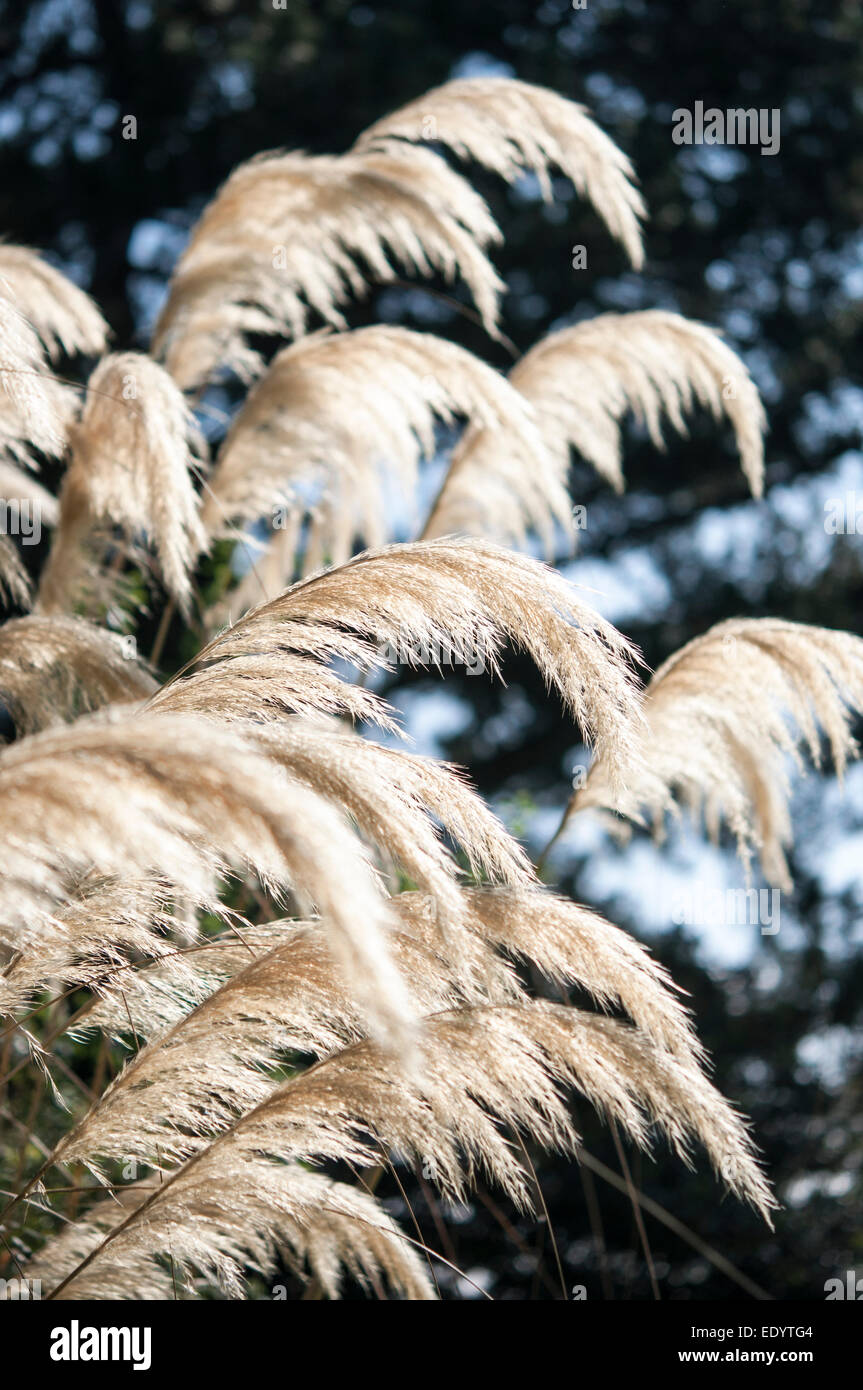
[36,352,206,617]
[0,710,414,1048]
[0,244,108,360]
[0,292,77,464]
[64,883,697,1068]
[249,720,533,939]
[177,703,527,883]
[356,76,645,269]
[0,877,199,1020]
[47,897,709,1184]
[58,919,474,1170]
[33,888,715,1178]
[40,998,772,1298]
[190,539,645,787]
[211,1000,773,1216]
[148,641,398,734]
[146,692,533,954]
[152,143,503,391]
[203,325,545,575]
[153,77,645,392]
[427,311,766,544]
[83,905,513,1043]
[454,887,700,1061]
[423,409,574,556]
[33,1163,435,1301]
[0,535,32,608]
[0,614,155,734]
[0,73,794,1310]
[575,619,863,888]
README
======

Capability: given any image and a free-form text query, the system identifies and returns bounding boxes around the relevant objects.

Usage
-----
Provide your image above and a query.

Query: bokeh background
[1,0,862,1298]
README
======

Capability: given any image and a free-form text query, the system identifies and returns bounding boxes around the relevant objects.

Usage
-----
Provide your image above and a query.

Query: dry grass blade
[152,144,504,391]
[576,618,863,887]
[189,539,647,791]
[428,311,766,543]
[0,710,414,1048]
[0,245,108,361]
[203,325,544,578]
[0,614,155,734]
[36,352,207,617]
[356,76,645,268]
